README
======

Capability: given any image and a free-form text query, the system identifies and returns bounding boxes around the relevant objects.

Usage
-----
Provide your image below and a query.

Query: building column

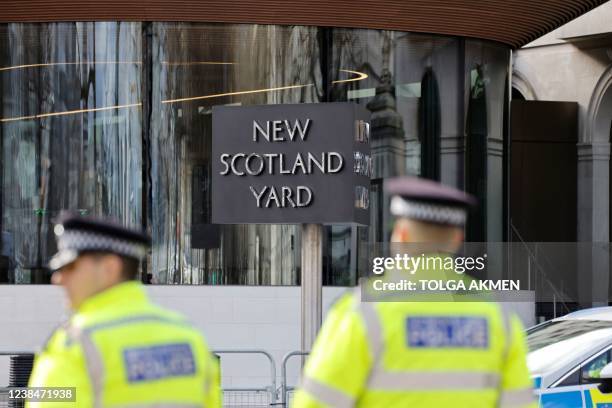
[301,224,322,351]
[578,142,610,306]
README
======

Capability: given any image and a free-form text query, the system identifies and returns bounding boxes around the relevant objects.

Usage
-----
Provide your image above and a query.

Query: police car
[527,307,612,407]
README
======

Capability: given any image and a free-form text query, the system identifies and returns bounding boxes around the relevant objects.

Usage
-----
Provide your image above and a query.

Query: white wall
[0,285,346,390]
[148,285,346,390]
[0,285,533,391]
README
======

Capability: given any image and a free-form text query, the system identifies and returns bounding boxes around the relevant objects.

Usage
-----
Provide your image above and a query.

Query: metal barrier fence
[212,349,277,407]
[0,392,24,408]
[0,352,35,408]
[1,349,308,407]
[280,351,309,407]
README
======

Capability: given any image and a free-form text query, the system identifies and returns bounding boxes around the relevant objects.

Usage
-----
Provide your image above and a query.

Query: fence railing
[280,351,309,407]
[0,352,35,408]
[212,349,278,407]
[0,349,310,407]
[510,222,572,317]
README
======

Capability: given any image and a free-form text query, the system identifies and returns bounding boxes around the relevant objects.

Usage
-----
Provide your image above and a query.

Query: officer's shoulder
[327,288,361,314]
[79,302,200,338]
[40,320,72,352]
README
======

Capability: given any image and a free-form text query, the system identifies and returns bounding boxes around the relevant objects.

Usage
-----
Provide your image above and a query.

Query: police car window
[556,368,580,387]
[527,320,612,352]
[581,350,612,384]
[527,321,612,377]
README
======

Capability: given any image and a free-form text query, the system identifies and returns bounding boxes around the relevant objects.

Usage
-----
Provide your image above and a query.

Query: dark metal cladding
[0,0,606,48]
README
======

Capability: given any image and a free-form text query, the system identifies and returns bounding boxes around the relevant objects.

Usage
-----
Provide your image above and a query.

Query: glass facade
[0,22,510,285]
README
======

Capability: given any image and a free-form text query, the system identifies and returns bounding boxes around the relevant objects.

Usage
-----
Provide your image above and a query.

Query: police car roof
[555,307,612,321]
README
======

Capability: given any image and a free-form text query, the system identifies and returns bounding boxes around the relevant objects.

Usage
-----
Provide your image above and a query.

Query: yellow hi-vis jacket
[293,269,536,408]
[26,281,221,408]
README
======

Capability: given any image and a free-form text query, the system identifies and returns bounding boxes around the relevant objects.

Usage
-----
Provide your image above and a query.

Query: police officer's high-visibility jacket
[293,264,536,408]
[27,281,220,408]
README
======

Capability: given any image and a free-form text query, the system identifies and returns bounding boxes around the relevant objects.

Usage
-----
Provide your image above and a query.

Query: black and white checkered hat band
[57,230,147,260]
[390,196,467,226]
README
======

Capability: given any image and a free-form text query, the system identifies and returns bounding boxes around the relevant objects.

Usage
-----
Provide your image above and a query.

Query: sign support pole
[301,223,323,352]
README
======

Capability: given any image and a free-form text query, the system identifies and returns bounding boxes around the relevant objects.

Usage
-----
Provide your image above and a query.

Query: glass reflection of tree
[1,23,142,283]
[466,64,488,241]
[150,24,320,285]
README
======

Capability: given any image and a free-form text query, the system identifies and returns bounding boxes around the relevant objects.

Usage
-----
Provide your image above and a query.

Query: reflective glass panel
[0,22,142,283]
[0,22,510,285]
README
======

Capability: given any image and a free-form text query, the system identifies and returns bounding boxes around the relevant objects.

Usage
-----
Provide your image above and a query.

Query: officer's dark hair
[120,256,140,281]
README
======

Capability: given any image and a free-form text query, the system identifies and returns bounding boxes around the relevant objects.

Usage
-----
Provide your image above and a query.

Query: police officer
[293,177,535,407]
[27,213,220,408]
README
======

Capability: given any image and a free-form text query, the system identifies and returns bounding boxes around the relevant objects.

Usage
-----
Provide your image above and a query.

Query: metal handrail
[280,351,309,406]
[510,223,564,279]
[212,349,278,402]
[510,221,571,316]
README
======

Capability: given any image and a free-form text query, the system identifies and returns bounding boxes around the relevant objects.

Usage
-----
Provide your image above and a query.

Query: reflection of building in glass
[0,23,510,285]
[0,1,598,286]
[0,24,143,283]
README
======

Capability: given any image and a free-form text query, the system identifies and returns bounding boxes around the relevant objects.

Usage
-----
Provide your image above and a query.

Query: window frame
[551,343,612,388]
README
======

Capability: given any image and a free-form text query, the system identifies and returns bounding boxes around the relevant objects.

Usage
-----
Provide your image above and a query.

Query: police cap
[48,212,150,271]
[384,177,476,227]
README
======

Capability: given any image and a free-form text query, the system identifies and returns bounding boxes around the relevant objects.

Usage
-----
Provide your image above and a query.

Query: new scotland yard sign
[212,103,371,225]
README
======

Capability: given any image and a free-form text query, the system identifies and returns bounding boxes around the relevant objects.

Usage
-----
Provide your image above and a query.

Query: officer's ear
[98,254,124,284]
[452,228,464,245]
[448,227,464,253]
[120,256,140,281]
[391,218,410,243]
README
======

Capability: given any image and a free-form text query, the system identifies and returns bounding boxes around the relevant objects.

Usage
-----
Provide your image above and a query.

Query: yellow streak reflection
[162,84,314,104]
[0,61,142,72]
[0,68,367,121]
[333,69,368,84]
[0,60,239,72]
[161,69,368,104]
[0,103,141,123]
[161,61,236,66]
